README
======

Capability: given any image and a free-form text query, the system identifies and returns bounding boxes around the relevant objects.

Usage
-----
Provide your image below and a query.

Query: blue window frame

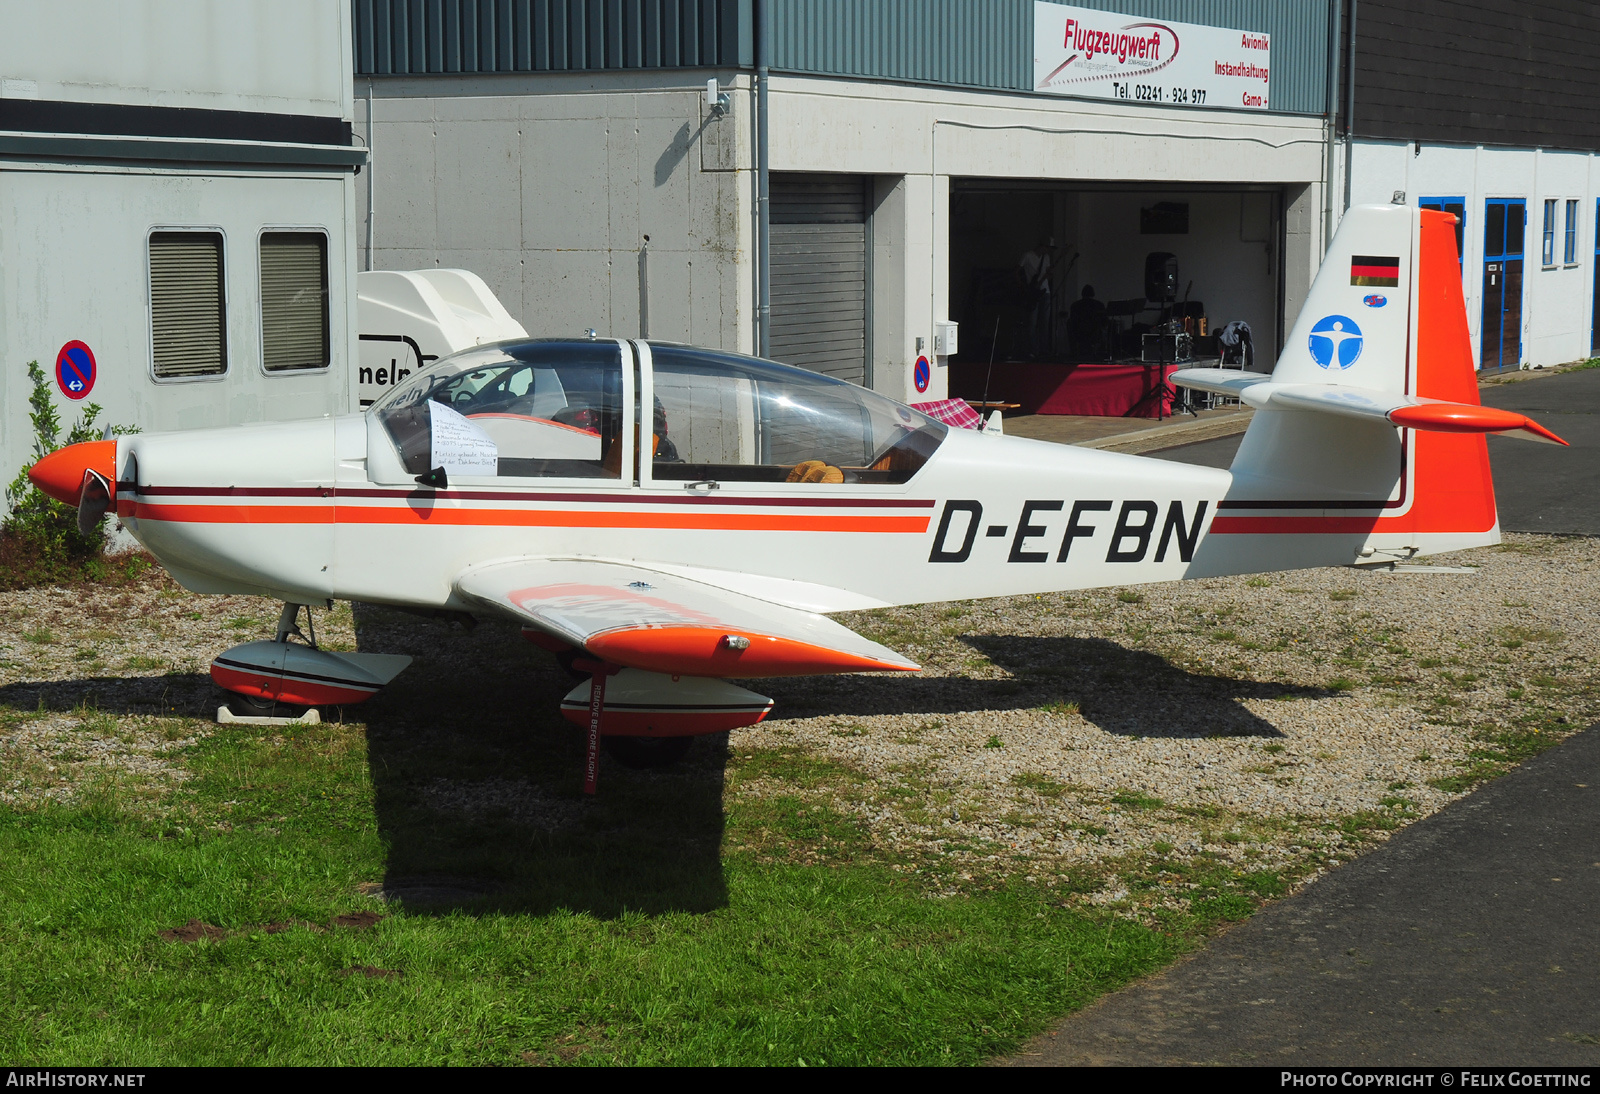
[1419,196,1466,268]
[1543,199,1557,266]
[1482,198,1525,371]
[1566,200,1579,264]
[1592,199,1600,356]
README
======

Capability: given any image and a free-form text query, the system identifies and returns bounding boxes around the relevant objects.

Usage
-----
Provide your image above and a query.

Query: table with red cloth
[948,360,1181,418]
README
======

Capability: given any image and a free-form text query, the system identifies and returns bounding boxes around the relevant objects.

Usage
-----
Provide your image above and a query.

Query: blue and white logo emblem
[1308,315,1363,371]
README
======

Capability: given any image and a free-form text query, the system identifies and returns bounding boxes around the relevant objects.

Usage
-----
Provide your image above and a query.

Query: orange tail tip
[27,440,117,506]
[1388,403,1568,445]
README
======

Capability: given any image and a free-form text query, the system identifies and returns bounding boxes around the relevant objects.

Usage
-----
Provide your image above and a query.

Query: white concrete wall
[0,0,352,118]
[1347,140,1600,369]
[0,165,357,479]
[355,71,753,356]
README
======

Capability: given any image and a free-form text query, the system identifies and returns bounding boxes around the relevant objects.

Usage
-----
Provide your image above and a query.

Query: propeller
[76,469,112,536]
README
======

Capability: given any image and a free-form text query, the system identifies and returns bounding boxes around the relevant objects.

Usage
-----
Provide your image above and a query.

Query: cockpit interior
[373,339,948,486]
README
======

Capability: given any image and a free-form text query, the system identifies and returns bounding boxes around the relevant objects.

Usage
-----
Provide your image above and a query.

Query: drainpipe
[756,0,771,358]
[1323,0,1341,252]
[365,78,375,271]
[1343,0,1357,212]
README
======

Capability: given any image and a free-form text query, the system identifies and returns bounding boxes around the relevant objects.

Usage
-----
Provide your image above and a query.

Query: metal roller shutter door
[770,174,867,385]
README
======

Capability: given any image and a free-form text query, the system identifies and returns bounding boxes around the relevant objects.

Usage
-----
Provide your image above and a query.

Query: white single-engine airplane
[30,205,1564,790]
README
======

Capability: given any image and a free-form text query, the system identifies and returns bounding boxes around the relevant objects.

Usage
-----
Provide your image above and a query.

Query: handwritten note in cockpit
[429,401,499,477]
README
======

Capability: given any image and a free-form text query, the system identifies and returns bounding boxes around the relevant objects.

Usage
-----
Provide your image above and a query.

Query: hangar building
[352,0,1600,409]
[351,0,1333,411]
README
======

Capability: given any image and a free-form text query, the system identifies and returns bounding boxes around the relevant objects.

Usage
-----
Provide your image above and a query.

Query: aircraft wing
[454,558,919,678]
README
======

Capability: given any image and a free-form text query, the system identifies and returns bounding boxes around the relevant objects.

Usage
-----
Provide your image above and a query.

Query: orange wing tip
[1388,404,1568,445]
[586,626,919,678]
[27,440,117,506]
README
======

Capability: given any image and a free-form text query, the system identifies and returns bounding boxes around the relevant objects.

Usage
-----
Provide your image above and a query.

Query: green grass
[1110,789,1163,811]
[0,611,1226,1067]
[0,792,1180,1065]
[1011,772,1068,798]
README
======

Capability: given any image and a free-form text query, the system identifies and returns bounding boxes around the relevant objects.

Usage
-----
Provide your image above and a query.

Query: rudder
[1190,204,1501,577]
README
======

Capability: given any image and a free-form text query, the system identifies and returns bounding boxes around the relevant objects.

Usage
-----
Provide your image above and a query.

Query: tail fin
[1180,203,1562,577]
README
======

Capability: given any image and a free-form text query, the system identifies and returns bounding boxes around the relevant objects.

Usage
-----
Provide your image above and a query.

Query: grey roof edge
[0,132,367,169]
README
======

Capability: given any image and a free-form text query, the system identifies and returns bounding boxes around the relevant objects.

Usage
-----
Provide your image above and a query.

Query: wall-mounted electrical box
[934,321,958,356]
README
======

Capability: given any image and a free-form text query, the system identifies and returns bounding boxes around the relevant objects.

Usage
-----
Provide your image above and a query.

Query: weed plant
[2,361,137,589]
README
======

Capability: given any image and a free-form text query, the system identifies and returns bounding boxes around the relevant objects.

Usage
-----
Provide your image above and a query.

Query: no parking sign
[55,341,96,400]
[913,355,930,394]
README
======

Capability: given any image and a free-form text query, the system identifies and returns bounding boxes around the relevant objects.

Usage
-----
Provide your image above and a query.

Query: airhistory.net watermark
[5,1074,146,1088]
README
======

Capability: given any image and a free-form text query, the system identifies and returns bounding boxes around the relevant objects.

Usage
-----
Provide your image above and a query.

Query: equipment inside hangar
[946,183,1286,417]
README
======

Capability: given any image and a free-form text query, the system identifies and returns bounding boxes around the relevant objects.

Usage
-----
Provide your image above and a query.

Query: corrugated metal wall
[352,0,1329,115]
[352,0,751,75]
[769,0,1329,114]
[768,0,1028,94]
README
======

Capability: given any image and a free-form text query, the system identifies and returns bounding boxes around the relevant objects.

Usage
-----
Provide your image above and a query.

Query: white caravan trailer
[0,0,364,487]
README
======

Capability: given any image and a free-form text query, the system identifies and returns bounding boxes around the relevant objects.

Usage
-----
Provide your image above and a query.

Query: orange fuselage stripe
[127,501,930,534]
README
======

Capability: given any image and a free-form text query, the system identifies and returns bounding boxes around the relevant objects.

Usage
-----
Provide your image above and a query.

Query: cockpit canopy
[372,339,947,484]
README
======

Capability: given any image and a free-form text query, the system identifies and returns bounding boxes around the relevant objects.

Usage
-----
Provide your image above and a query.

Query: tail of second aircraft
[1174,202,1564,578]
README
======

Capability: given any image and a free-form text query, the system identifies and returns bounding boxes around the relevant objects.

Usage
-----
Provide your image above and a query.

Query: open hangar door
[947,183,1284,416]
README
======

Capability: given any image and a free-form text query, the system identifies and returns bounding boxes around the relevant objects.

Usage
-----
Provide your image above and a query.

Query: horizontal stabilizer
[1170,369,1566,445]
[455,558,918,677]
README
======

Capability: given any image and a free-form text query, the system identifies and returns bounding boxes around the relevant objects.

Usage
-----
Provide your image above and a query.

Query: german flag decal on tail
[1351,254,1401,287]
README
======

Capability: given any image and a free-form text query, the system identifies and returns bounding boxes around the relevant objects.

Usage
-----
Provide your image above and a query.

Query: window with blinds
[260,232,329,371]
[149,232,227,378]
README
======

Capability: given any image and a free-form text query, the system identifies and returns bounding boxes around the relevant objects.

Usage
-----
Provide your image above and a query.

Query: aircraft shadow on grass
[351,605,733,920]
[0,671,218,719]
[758,634,1329,740]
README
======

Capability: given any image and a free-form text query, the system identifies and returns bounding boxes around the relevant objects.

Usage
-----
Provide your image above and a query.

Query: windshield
[648,344,946,484]
[373,339,624,479]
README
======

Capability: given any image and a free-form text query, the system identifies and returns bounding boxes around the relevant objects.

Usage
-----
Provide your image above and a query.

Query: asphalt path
[1153,367,1600,536]
[1006,725,1600,1066]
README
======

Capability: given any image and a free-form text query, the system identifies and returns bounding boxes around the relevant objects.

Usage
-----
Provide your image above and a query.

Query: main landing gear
[568,662,702,792]
[540,646,775,791]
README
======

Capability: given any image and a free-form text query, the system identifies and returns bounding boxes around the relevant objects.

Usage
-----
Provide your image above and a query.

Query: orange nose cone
[27,440,117,506]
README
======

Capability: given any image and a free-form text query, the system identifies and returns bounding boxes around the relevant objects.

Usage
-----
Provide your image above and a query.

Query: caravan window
[648,344,946,484]
[373,339,624,480]
[260,231,330,371]
[150,231,227,379]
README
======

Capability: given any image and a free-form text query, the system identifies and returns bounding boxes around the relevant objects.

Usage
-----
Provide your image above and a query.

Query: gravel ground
[736,533,1600,906]
[1,535,1595,915]
[0,580,355,811]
